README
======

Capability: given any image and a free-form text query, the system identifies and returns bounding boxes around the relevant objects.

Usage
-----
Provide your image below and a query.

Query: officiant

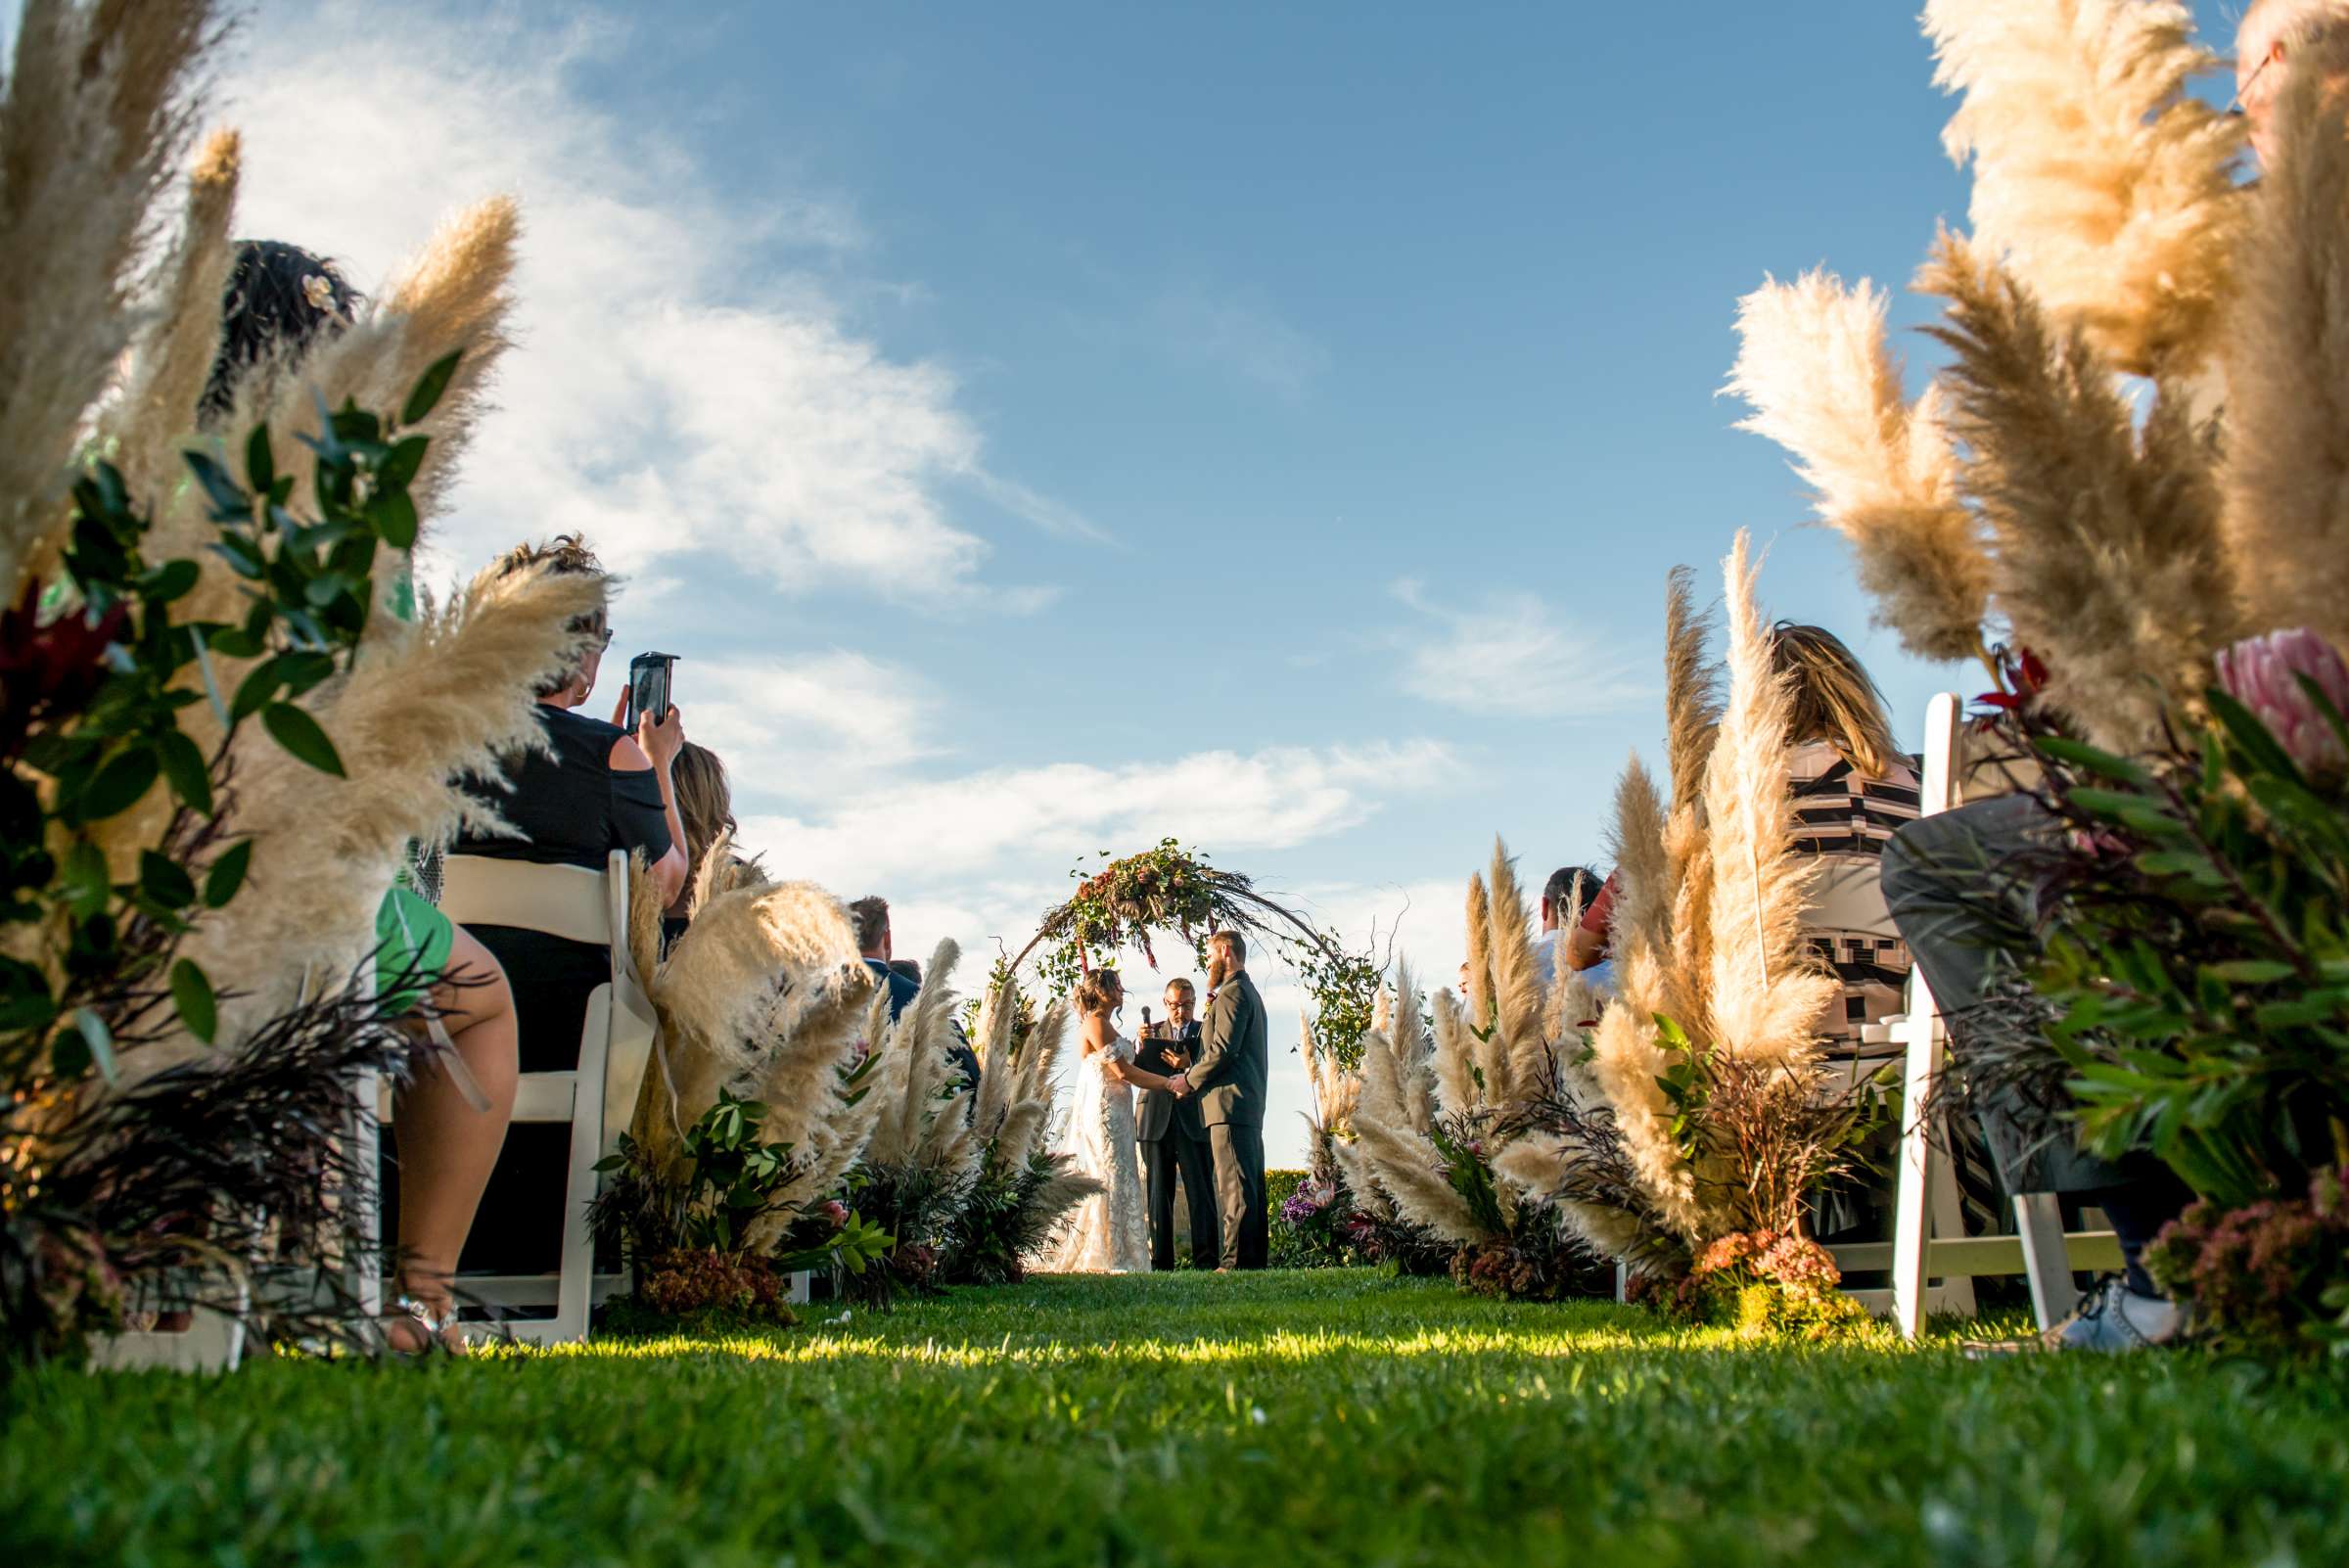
[1136,979,1221,1270]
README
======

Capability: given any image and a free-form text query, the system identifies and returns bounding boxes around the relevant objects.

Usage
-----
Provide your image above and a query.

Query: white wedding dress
[1041,1034,1150,1273]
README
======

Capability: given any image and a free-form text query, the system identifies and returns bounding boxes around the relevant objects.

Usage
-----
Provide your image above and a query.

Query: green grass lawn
[7,1269,2346,1567]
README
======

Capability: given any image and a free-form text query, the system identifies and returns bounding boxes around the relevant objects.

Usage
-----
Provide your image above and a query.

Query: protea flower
[2215,629,2349,781]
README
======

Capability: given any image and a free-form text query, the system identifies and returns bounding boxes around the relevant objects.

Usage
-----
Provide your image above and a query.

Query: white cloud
[220,2,1092,602]
[685,650,942,797]
[738,739,1460,896]
[1149,283,1328,400]
[1390,578,1649,718]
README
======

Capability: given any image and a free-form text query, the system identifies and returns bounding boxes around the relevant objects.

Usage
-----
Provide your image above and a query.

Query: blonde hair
[1769,622,1899,778]
[671,743,736,887]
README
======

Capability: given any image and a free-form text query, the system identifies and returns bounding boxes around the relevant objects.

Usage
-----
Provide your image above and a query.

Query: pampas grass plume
[1925,0,2245,378]
[1727,272,1992,667]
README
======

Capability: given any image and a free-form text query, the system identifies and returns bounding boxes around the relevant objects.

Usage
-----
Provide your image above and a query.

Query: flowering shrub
[1988,625,2349,1207]
[2144,1167,2349,1359]
[1634,1230,1878,1341]
[2216,629,2349,782]
[1269,1171,1355,1269]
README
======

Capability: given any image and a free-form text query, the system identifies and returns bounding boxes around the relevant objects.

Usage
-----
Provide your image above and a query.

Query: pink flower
[820,1200,850,1229]
[2217,629,2349,781]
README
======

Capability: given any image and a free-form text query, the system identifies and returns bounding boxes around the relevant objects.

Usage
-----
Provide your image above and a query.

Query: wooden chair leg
[2014,1192,2080,1329]
[1888,979,1945,1339]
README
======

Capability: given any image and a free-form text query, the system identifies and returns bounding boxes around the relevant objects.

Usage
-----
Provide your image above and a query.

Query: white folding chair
[1849,693,2124,1337]
[395,849,659,1345]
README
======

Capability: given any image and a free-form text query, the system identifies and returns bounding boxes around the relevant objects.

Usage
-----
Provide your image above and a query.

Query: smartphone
[624,651,678,731]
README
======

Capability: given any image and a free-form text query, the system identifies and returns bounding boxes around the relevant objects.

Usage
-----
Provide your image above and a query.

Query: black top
[1135,1021,1205,1142]
[455,705,673,1075]
[458,704,673,871]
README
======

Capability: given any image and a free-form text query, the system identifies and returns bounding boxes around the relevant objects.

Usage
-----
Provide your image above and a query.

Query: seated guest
[457,534,687,1074]
[852,896,980,1093]
[1533,864,1607,992]
[1769,623,1920,1056]
[664,742,744,945]
[451,536,684,1275]
[204,239,520,1351]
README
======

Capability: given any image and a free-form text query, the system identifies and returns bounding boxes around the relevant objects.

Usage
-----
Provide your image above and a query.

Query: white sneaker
[2039,1275,2187,1353]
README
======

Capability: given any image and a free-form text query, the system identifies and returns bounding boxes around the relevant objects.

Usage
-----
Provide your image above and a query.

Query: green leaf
[2207,688,2308,786]
[231,659,284,722]
[402,352,463,426]
[156,727,213,815]
[368,488,419,551]
[2206,959,2296,985]
[79,746,159,821]
[203,839,253,909]
[169,958,217,1044]
[245,425,276,495]
[138,558,201,604]
[73,1007,119,1084]
[376,434,430,491]
[262,702,345,777]
[0,957,57,1034]
[139,850,197,910]
[2033,736,2152,788]
[183,449,251,521]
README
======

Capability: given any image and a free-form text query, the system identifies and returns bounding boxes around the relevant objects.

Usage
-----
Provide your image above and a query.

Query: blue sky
[122,0,2249,1160]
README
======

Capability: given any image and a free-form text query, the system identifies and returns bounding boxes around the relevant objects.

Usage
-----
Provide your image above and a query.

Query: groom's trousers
[1141,1132,1221,1270]
[1208,1123,1269,1270]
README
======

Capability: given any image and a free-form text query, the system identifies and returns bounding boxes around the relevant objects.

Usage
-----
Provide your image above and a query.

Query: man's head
[2239,0,2349,167]
[493,533,610,702]
[1206,930,1246,991]
[1540,865,1603,933]
[849,896,892,960]
[1163,976,1198,1027]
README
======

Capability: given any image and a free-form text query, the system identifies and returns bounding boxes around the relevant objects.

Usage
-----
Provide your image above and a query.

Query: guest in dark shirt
[850,895,980,1095]
[457,534,687,1074]
[453,535,685,1274]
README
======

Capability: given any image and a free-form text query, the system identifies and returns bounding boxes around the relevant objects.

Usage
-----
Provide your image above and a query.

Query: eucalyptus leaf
[204,839,253,908]
[169,958,217,1044]
[401,351,462,425]
[261,702,345,777]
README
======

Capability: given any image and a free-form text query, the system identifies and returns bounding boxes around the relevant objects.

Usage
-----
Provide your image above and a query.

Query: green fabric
[375,884,454,1015]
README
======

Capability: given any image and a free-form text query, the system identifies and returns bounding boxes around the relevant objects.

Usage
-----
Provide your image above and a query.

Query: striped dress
[1786,741,1920,1057]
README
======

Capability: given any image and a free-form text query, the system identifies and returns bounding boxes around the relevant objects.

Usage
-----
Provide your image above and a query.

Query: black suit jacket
[1185,971,1267,1129]
[1134,1022,1205,1143]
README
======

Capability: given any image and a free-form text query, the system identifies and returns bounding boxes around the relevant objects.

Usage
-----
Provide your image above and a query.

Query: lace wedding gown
[1040,1034,1150,1273]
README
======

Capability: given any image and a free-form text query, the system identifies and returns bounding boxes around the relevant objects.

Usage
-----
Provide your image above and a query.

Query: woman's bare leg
[392,924,517,1346]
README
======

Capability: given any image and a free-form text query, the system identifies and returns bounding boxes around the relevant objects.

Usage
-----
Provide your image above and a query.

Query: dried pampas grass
[172,562,603,1036]
[0,0,219,595]
[93,128,238,515]
[1701,533,1838,1068]
[1727,272,1992,667]
[1922,231,2240,750]
[2221,28,2349,650]
[1925,0,2244,378]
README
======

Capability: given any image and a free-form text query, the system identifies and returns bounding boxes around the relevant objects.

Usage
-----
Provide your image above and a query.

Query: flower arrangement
[591,1089,893,1333]
[2144,1168,2349,1360]
[1633,1229,1877,1342]
[1005,840,1375,1068]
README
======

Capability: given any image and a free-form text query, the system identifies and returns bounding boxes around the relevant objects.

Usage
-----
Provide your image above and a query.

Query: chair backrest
[438,851,657,1161]
[439,854,613,947]
[1918,691,1961,818]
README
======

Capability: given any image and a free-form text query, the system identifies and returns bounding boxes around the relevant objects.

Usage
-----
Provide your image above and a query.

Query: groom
[1168,930,1269,1270]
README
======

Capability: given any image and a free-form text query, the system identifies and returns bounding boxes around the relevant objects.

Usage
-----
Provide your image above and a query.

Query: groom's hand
[1168,1074,1189,1097]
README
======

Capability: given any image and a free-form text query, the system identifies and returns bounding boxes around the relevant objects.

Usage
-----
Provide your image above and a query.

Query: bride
[1041,969,1178,1273]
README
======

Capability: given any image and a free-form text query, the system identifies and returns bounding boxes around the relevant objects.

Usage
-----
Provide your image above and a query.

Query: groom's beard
[1206,957,1231,992]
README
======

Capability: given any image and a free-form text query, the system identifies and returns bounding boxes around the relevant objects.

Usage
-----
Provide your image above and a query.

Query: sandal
[383,1293,469,1356]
